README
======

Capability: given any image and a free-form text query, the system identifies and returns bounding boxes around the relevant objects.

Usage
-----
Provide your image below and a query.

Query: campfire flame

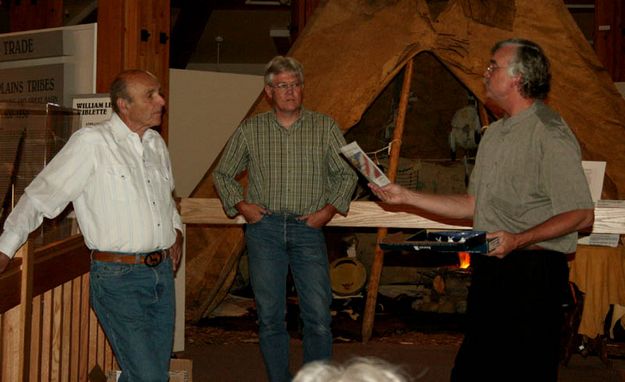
[458,251,471,269]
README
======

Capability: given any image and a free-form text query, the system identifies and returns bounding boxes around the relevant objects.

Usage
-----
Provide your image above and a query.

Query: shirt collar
[110,112,157,142]
[501,100,540,130]
[270,107,308,129]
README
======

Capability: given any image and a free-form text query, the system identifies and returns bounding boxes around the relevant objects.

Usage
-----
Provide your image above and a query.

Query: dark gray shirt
[468,101,594,253]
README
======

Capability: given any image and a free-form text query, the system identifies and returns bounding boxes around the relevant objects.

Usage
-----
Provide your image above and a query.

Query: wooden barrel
[330,257,367,296]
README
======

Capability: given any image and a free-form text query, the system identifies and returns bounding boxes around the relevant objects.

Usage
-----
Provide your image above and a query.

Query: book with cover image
[380,230,500,254]
[340,141,390,187]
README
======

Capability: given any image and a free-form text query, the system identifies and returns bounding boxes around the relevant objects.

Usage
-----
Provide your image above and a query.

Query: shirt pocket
[145,165,172,200]
[104,165,139,201]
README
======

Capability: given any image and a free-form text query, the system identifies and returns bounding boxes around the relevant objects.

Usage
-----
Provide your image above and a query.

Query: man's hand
[368,183,409,205]
[168,230,184,272]
[298,204,337,229]
[486,231,518,259]
[0,252,10,273]
[236,201,269,224]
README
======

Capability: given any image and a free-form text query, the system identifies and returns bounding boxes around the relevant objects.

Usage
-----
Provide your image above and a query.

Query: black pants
[451,250,569,382]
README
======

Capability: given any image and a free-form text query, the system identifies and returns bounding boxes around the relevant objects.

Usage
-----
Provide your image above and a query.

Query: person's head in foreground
[293,357,413,382]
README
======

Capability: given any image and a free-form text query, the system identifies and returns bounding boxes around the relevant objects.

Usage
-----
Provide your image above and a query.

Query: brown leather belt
[91,250,167,267]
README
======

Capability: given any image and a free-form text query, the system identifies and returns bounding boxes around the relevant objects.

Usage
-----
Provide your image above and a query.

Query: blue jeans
[90,257,175,382]
[246,214,333,382]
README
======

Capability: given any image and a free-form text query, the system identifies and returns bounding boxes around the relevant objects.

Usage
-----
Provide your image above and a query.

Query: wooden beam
[9,0,63,32]
[181,197,625,234]
[363,59,414,343]
[594,0,625,81]
[181,198,470,229]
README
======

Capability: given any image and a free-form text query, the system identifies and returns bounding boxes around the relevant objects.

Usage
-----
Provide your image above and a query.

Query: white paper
[582,160,606,202]
[72,93,113,129]
[581,233,621,247]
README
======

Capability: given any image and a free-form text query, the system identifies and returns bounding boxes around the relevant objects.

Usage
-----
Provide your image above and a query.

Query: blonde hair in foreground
[293,357,413,382]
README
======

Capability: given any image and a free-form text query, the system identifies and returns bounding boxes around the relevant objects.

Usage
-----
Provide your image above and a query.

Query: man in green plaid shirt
[214,56,357,382]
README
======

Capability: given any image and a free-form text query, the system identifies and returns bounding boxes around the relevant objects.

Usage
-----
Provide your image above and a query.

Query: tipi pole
[362,59,413,343]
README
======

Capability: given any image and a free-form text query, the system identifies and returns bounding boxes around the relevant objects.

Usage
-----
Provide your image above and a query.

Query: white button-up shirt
[0,113,182,258]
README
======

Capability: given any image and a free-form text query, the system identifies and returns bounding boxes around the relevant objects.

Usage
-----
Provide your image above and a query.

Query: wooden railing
[0,235,117,382]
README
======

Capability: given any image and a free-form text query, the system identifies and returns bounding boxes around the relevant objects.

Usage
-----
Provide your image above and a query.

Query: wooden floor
[175,338,625,382]
[175,292,625,381]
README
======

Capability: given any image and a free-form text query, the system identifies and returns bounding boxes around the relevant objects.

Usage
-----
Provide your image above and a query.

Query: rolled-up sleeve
[325,124,357,215]
[213,128,249,217]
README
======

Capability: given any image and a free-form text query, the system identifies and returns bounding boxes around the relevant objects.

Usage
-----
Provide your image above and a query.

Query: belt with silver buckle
[91,250,167,267]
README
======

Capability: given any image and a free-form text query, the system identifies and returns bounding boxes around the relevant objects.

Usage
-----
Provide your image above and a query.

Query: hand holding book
[340,141,390,187]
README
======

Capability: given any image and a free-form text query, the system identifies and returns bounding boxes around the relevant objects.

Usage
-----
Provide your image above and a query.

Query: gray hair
[264,56,304,86]
[492,38,551,100]
[293,357,412,382]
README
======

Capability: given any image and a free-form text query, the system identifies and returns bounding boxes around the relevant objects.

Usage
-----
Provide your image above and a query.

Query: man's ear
[117,98,128,115]
[264,85,273,102]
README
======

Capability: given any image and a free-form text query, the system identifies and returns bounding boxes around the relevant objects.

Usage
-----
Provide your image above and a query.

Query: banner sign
[0,64,64,104]
[0,30,64,62]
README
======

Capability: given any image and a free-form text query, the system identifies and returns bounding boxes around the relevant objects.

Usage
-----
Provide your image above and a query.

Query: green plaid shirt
[214,108,357,217]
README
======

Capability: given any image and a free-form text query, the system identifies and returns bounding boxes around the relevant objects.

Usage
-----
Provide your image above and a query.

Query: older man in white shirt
[0,69,183,382]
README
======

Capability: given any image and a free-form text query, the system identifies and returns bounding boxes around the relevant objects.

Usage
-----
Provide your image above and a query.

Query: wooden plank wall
[8,0,63,32]
[594,0,625,81]
[0,236,117,382]
[97,0,171,141]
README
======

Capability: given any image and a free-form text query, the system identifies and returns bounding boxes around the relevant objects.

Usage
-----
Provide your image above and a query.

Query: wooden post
[594,0,625,81]
[361,59,414,343]
[8,0,63,32]
[17,242,33,382]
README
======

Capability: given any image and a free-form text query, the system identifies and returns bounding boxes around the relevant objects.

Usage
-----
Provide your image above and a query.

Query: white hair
[293,357,412,382]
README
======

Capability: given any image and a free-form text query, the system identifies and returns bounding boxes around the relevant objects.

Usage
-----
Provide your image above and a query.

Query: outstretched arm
[368,183,476,220]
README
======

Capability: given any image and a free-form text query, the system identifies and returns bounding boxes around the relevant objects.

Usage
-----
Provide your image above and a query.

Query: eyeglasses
[486,62,505,74]
[271,82,302,91]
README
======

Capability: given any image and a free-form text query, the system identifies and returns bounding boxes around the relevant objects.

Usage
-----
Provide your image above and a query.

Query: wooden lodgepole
[361,59,414,343]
